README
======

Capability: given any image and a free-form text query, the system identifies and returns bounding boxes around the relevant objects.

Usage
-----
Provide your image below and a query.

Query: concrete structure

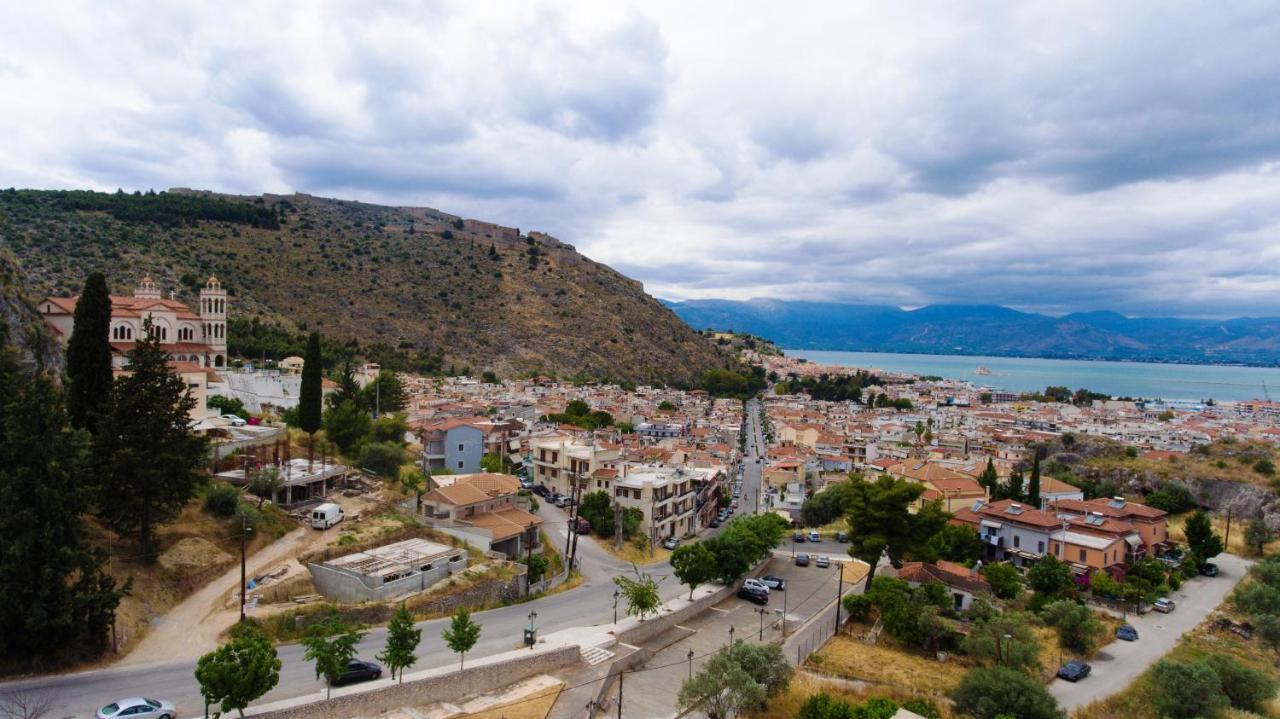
[215,458,350,507]
[209,369,303,413]
[308,538,467,603]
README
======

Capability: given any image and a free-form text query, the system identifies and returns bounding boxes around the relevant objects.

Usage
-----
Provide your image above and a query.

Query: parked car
[554,495,572,508]
[1153,597,1176,613]
[835,531,849,543]
[708,518,722,528]
[815,555,831,568]
[737,585,769,604]
[334,659,382,685]
[532,485,551,498]
[1201,562,1220,577]
[792,532,807,543]
[760,575,786,591]
[662,536,680,550]
[221,414,247,427]
[1057,660,1092,682]
[97,698,175,719]
[795,553,811,567]
[742,578,771,595]
[808,531,821,542]
[1116,624,1139,641]
[576,517,592,534]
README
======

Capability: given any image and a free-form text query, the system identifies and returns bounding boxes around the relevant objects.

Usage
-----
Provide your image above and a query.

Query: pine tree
[94,318,209,558]
[378,603,421,682]
[65,272,113,432]
[1028,454,1042,508]
[1006,470,1025,502]
[0,331,127,662]
[298,332,323,467]
[979,458,998,497]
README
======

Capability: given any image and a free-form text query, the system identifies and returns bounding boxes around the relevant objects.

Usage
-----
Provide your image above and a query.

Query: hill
[664,298,1280,365]
[0,188,732,384]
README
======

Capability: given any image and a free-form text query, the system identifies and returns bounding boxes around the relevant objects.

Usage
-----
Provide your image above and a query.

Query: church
[40,275,229,369]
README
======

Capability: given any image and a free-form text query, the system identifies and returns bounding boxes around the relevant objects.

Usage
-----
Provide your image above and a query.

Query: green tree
[926,524,982,565]
[1148,659,1228,719]
[1027,554,1073,597]
[962,612,1042,673]
[1184,509,1224,563]
[479,453,504,473]
[298,332,323,465]
[845,475,948,590]
[300,615,366,699]
[369,413,409,446]
[671,542,718,600]
[1004,471,1025,502]
[980,562,1023,600]
[248,466,283,508]
[800,479,857,528]
[1204,654,1276,713]
[796,692,853,719]
[523,553,548,583]
[65,271,113,432]
[358,441,406,477]
[194,623,281,717]
[94,318,209,557]
[577,491,616,537]
[949,667,1064,719]
[614,564,664,619]
[208,394,249,420]
[1244,518,1272,556]
[978,459,998,496]
[362,370,408,414]
[1252,613,1280,661]
[377,603,421,683]
[677,641,791,719]
[1040,600,1104,654]
[324,399,371,455]
[1027,454,1041,507]
[400,468,427,513]
[329,361,361,409]
[0,340,127,662]
[442,607,482,670]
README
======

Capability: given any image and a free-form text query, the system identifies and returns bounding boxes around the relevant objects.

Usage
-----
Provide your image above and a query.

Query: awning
[980,520,1003,529]
[1124,535,1141,547]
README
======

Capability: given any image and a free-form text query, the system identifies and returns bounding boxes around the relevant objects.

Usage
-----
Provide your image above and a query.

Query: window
[458,443,464,451]
[1038,541,1045,553]
[1079,549,1087,562]
[1013,535,1020,548]
[457,461,464,469]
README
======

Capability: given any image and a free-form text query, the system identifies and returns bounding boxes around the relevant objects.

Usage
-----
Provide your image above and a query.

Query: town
[1,274,1277,719]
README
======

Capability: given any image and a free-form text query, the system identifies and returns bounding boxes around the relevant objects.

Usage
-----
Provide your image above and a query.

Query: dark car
[737,585,769,605]
[532,485,550,498]
[792,532,806,543]
[1201,562,1220,577]
[1057,660,1091,682]
[576,517,591,534]
[760,575,786,591]
[835,532,849,543]
[708,518,721,528]
[334,659,382,685]
[1116,624,1139,641]
[795,553,811,567]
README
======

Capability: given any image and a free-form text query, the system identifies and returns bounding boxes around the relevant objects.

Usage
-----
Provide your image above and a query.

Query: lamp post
[525,611,539,649]
[834,561,845,634]
[613,589,620,624]
[687,649,695,680]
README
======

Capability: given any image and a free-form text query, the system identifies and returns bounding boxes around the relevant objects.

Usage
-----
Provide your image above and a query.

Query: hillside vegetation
[0,188,733,384]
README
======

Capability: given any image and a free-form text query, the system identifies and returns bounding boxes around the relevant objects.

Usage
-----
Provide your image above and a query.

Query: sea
[786,350,1280,403]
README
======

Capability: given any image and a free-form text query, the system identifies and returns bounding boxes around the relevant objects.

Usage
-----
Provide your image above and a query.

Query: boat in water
[974,366,991,375]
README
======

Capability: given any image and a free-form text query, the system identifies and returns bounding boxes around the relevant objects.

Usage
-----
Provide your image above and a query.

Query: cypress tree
[1028,454,1042,508]
[298,332,323,467]
[94,318,209,559]
[65,272,113,432]
[0,328,127,662]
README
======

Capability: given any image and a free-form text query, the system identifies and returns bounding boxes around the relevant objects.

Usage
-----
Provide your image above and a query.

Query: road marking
[707,606,730,614]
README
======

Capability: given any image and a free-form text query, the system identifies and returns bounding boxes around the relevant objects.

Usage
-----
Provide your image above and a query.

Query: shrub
[1149,659,1228,719]
[949,666,1064,719]
[900,698,942,719]
[1204,654,1277,713]
[842,594,872,622]
[980,562,1023,599]
[1145,483,1196,513]
[204,482,241,517]
[853,697,898,719]
[796,692,853,719]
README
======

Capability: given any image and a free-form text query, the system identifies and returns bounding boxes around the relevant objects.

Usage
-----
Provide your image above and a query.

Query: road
[1050,553,1252,710]
[1,403,768,718]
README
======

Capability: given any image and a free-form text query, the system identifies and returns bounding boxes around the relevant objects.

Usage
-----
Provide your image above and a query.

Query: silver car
[97,698,176,719]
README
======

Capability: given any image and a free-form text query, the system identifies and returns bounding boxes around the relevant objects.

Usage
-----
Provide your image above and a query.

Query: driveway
[1050,553,1252,710]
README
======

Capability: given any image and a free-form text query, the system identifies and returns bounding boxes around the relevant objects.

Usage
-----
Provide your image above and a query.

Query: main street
[0,401,768,718]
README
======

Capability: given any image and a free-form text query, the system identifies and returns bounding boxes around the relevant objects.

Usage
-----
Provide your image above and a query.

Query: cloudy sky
[4,2,1280,317]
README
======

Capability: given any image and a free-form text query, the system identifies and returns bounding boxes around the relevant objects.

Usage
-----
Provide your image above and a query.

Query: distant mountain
[0,188,734,384]
[663,298,1280,365]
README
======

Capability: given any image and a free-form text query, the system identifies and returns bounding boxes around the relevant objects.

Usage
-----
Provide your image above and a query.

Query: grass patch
[746,671,955,718]
[1168,512,1280,557]
[592,535,671,565]
[806,634,970,696]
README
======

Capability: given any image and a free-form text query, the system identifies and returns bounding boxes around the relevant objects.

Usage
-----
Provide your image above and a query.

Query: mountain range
[0,188,733,384]
[663,298,1280,365]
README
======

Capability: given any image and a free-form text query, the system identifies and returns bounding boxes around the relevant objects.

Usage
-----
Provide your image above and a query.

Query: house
[612,466,714,540]
[897,560,991,611]
[529,434,621,497]
[917,476,987,513]
[1049,496,1171,559]
[40,275,229,369]
[416,418,486,473]
[1036,476,1085,508]
[763,460,805,490]
[419,472,542,558]
[952,498,1138,577]
[307,538,467,603]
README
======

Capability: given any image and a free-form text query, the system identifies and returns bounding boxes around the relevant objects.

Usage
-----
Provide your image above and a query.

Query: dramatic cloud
[3,1,1280,317]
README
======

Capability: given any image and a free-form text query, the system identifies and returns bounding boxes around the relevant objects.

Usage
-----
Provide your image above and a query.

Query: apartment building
[529,434,621,497]
[613,466,706,541]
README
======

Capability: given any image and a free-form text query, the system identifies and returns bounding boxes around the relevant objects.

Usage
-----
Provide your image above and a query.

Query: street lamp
[613,589,620,624]
[687,649,695,680]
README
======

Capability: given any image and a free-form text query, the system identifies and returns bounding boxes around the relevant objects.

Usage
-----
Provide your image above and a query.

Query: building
[417,418,486,473]
[40,275,228,369]
[307,538,467,603]
[418,472,542,558]
[897,560,991,611]
[613,466,702,541]
[636,421,686,439]
[529,434,621,497]
[215,457,350,507]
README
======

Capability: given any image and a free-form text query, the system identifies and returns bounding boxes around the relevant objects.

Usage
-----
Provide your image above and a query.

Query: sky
[4,2,1280,318]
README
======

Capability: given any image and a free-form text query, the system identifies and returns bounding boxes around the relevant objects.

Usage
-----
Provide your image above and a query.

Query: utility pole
[1225,507,1234,550]
[569,477,583,568]
[563,473,575,561]
[834,562,844,635]
[650,489,656,558]
[239,512,249,622]
[614,502,625,550]
[526,521,535,597]
[616,671,623,719]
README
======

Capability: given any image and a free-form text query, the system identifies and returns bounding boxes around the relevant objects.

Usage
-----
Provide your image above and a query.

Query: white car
[97,698,176,719]
[1153,597,1176,613]
[742,578,771,595]
[221,414,247,426]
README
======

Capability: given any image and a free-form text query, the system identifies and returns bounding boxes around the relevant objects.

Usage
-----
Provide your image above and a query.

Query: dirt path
[118,526,317,665]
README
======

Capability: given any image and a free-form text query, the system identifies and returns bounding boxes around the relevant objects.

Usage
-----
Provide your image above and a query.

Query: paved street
[1050,552,1252,710]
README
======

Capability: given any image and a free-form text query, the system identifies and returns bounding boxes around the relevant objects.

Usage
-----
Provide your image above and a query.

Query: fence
[783,592,841,666]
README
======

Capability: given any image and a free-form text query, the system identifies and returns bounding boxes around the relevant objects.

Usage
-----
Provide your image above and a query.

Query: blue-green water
[787,350,1280,402]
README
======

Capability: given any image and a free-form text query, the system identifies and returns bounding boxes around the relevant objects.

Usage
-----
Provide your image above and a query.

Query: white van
[311,503,344,529]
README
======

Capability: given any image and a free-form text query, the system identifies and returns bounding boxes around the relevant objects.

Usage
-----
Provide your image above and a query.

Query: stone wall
[245,644,580,719]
